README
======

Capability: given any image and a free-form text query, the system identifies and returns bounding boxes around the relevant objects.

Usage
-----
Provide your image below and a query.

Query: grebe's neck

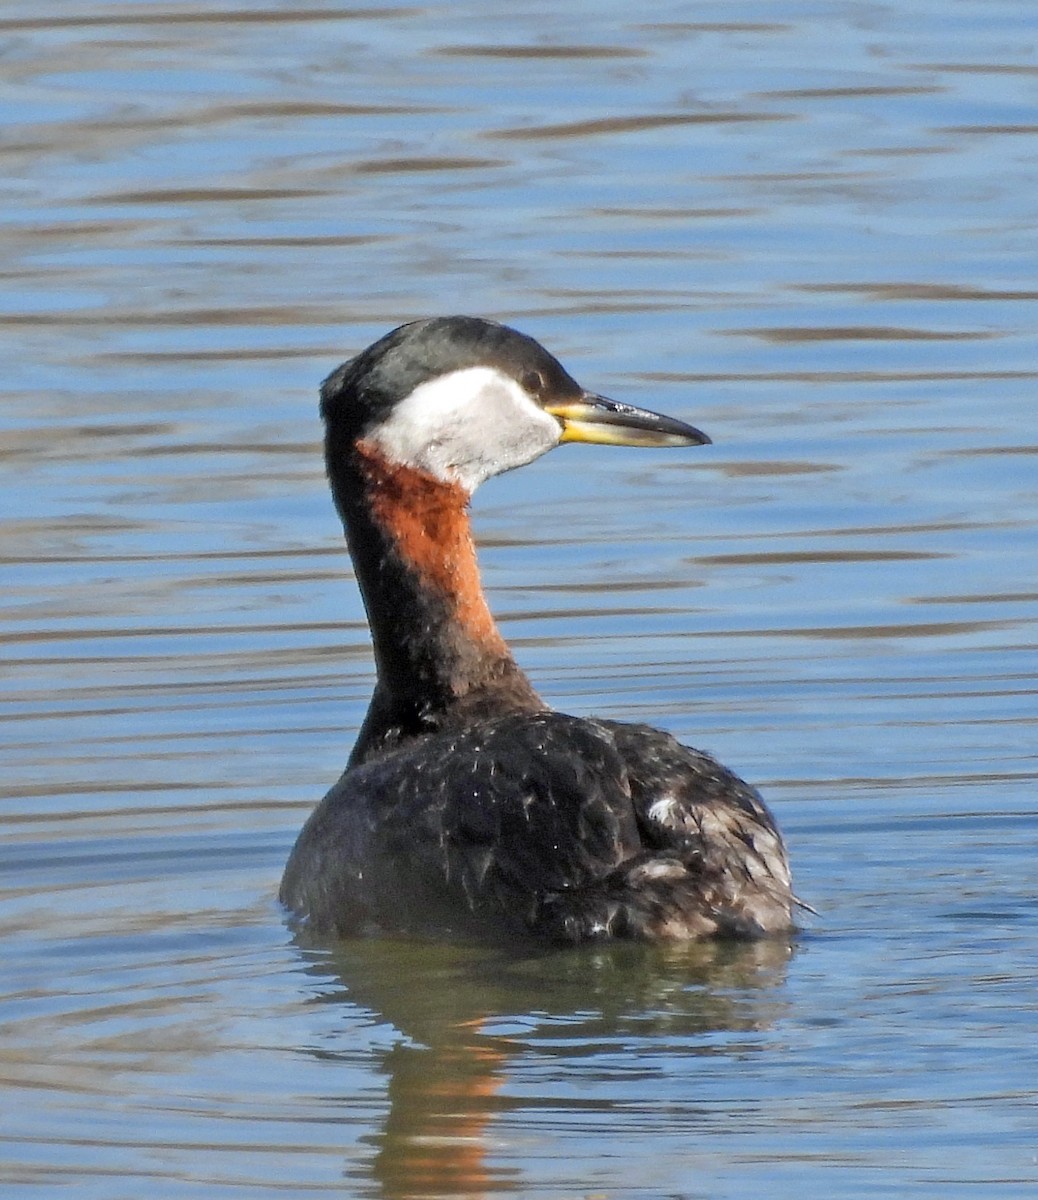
[333,440,543,764]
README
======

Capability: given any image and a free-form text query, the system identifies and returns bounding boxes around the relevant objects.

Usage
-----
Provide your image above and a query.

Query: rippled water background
[2,2,1037,1196]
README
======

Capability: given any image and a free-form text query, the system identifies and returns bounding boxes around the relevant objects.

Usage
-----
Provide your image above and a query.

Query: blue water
[1,2,1036,1196]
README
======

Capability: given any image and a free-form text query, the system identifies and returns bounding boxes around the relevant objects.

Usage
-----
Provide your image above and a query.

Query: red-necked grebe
[280,316,795,942]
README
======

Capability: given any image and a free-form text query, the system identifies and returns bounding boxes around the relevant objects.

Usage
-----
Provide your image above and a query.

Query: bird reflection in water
[298,935,793,1197]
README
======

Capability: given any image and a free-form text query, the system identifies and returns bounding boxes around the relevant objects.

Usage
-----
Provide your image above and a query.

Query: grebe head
[321,316,711,494]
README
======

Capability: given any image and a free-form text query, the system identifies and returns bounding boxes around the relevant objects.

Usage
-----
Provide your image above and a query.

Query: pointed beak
[544,393,711,448]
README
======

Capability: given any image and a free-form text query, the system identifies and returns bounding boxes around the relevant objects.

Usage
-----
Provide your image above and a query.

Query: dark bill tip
[544,393,711,448]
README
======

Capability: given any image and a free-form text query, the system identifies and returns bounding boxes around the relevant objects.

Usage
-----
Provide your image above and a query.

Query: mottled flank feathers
[280,712,794,943]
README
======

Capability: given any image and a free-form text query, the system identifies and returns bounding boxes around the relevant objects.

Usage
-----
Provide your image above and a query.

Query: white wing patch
[646,794,683,827]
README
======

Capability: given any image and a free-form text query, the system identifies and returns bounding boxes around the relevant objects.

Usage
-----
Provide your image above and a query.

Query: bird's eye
[521,370,546,395]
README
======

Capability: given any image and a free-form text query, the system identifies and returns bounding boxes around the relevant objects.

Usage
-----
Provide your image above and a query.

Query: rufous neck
[332,440,541,760]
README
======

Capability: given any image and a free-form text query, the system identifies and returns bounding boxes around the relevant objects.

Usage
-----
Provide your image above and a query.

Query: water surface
[2,2,1036,1196]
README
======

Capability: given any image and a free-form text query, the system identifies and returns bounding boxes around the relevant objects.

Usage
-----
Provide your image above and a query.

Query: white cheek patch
[368,366,563,493]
